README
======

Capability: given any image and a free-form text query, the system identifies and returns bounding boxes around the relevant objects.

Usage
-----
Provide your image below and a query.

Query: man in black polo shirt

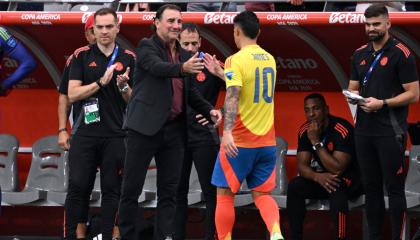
[64,8,135,240]
[57,14,96,151]
[174,22,225,240]
[346,4,419,240]
[286,93,361,240]
[57,14,98,239]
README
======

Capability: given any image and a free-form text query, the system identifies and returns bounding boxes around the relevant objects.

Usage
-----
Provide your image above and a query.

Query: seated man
[286,93,362,240]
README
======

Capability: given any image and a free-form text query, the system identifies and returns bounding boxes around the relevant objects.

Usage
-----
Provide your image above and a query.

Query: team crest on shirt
[380,56,388,66]
[327,141,334,151]
[360,59,366,66]
[196,72,206,82]
[225,71,233,80]
[114,62,124,71]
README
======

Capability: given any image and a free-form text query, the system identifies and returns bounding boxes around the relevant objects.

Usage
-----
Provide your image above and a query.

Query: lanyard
[321,134,328,145]
[107,45,119,68]
[363,50,383,86]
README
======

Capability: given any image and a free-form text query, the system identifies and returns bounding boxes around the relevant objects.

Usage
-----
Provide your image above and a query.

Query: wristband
[96,79,104,88]
[58,128,67,133]
[382,99,388,109]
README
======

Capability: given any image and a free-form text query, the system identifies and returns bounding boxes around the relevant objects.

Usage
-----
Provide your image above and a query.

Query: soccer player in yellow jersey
[210,11,284,240]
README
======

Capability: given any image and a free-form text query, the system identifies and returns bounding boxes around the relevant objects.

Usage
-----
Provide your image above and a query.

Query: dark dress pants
[355,135,406,240]
[174,145,218,240]
[119,120,185,240]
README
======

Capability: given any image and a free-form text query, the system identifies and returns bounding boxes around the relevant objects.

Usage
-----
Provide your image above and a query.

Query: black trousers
[174,144,218,240]
[64,135,124,240]
[355,135,406,240]
[119,120,185,240]
[286,176,349,240]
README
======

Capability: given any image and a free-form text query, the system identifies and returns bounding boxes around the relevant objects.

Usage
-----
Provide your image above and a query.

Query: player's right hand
[58,131,70,150]
[222,131,238,158]
[99,64,117,86]
[204,54,224,79]
[314,172,340,193]
[183,52,205,74]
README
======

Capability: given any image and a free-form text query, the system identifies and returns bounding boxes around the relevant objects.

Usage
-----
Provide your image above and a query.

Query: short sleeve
[397,50,418,85]
[68,51,84,83]
[224,55,243,88]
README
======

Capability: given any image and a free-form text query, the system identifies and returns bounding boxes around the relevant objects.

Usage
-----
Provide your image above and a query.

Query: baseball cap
[84,14,94,31]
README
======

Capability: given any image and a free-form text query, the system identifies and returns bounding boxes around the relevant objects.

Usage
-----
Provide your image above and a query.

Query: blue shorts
[211,146,277,193]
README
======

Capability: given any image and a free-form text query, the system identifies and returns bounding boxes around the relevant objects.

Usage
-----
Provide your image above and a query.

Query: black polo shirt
[350,38,418,136]
[297,115,360,190]
[187,68,224,147]
[69,43,136,137]
[59,53,73,95]
[58,53,82,123]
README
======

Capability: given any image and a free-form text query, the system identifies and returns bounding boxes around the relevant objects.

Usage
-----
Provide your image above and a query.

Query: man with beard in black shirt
[346,4,419,240]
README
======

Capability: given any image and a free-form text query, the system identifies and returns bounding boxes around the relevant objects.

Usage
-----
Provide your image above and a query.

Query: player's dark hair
[364,3,389,19]
[151,4,182,32]
[304,93,327,106]
[233,11,259,39]
[94,8,118,24]
[181,22,200,35]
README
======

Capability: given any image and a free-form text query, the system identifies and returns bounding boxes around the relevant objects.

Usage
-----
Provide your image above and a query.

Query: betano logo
[329,12,365,24]
[276,57,318,70]
[204,12,236,24]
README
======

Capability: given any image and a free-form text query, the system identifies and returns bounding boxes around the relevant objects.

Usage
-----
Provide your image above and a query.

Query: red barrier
[1,12,420,25]
[0,12,420,149]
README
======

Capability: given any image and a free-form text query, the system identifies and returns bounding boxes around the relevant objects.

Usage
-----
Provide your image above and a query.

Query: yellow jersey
[224,44,276,148]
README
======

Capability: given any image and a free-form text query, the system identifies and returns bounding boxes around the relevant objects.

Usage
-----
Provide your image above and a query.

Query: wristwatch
[96,79,104,88]
[382,99,388,109]
[119,83,129,93]
[312,142,324,151]
[58,128,67,133]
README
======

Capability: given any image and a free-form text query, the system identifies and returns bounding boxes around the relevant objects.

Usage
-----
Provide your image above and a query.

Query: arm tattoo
[224,86,241,131]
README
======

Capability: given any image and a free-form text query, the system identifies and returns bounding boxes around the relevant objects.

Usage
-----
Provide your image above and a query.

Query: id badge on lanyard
[84,98,100,124]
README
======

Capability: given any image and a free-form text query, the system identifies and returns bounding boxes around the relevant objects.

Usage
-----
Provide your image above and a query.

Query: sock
[254,194,284,240]
[215,195,235,240]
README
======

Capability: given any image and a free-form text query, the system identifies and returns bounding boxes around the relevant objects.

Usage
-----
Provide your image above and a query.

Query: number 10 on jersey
[254,67,275,103]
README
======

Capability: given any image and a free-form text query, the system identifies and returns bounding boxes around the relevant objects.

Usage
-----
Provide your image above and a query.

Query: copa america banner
[1,12,419,92]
